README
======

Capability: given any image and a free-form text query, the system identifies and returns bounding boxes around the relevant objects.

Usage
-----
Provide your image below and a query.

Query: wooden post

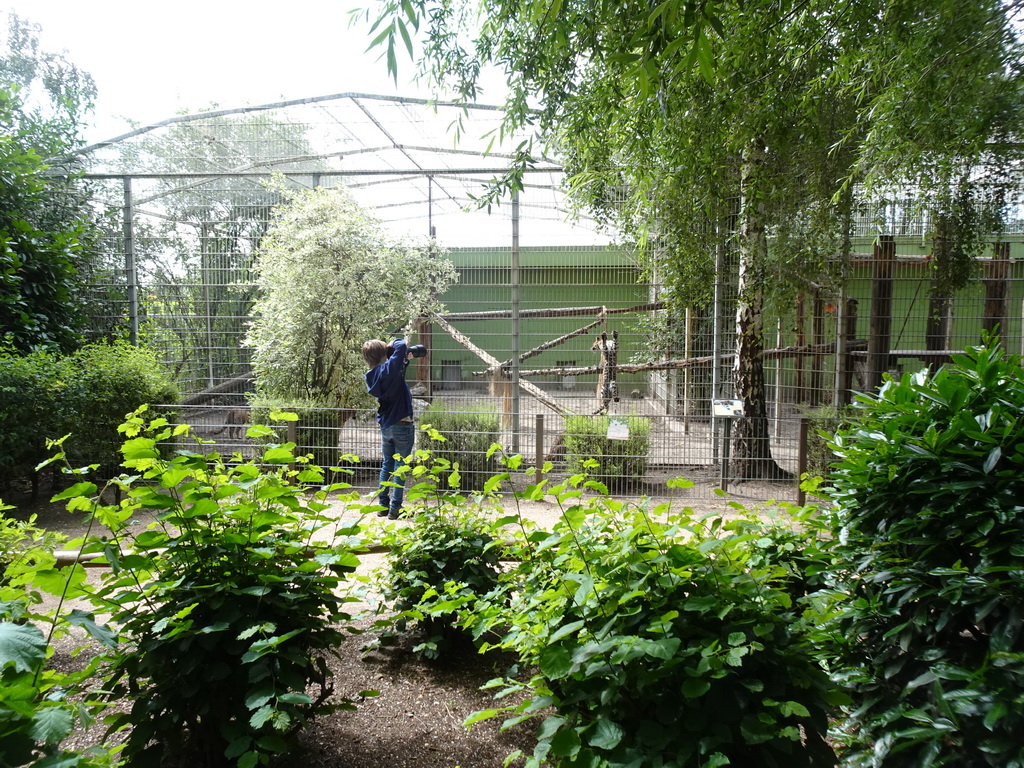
[796,417,809,506]
[809,289,824,405]
[867,234,896,390]
[983,242,1011,339]
[774,317,783,438]
[416,318,432,395]
[839,298,858,404]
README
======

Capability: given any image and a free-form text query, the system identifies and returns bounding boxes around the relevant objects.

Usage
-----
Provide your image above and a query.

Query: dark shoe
[388,508,403,520]
[376,508,389,517]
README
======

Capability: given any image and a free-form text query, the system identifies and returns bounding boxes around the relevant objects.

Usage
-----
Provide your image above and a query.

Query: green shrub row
[822,341,1024,766]
[0,341,178,488]
[1,409,367,768]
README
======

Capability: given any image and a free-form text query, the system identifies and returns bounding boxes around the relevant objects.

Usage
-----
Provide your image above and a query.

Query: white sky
[2,0,436,143]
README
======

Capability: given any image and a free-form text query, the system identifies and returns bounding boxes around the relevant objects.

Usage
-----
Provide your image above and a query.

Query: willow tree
[364,0,1023,478]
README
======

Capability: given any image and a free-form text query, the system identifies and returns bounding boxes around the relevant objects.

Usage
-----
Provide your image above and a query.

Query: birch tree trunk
[731,138,790,479]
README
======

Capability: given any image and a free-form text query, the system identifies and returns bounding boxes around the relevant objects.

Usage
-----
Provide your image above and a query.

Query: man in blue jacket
[363,337,417,519]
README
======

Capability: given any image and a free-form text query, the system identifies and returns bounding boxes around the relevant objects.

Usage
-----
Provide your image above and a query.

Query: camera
[409,344,428,358]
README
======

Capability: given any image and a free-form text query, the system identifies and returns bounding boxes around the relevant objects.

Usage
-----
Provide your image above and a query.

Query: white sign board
[712,399,744,418]
[607,419,630,440]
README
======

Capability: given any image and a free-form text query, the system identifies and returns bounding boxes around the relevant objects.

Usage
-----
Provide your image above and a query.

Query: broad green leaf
[50,481,97,501]
[0,621,46,672]
[549,726,582,757]
[121,436,161,460]
[32,566,87,599]
[262,446,295,464]
[539,645,573,679]
[64,609,117,649]
[30,706,74,744]
[682,677,710,698]
[587,718,623,750]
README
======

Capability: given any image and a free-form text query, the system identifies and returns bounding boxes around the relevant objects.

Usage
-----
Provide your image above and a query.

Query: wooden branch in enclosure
[429,311,572,416]
[512,340,869,379]
[762,338,867,361]
[473,316,607,377]
[180,370,254,406]
[518,357,713,377]
[435,300,664,322]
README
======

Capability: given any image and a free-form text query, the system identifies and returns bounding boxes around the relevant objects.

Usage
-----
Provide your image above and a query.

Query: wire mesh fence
[69,95,1024,504]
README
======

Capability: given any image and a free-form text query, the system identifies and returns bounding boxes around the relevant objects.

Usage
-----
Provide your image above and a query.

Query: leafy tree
[362,0,1023,478]
[245,185,458,408]
[0,12,100,353]
[95,111,326,388]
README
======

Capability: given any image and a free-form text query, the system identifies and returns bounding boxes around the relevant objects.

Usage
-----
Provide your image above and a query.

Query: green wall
[426,246,650,390]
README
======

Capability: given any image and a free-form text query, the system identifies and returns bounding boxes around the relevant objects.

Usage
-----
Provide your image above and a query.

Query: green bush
[421,401,500,490]
[0,350,66,490]
[57,408,365,767]
[802,404,854,483]
[563,414,650,485]
[0,343,178,488]
[60,342,179,474]
[249,398,344,469]
[0,602,116,768]
[468,479,841,767]
[378,499,504,659]
[823,342,1024,766]
[0,500,116,768]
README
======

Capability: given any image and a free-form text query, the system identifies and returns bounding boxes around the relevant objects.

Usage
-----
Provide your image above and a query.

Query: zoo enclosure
[72,94,1024,501]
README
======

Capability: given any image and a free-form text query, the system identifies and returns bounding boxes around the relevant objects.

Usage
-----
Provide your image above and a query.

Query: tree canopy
[363,0,1024,476]
[245,185,458,407]
[0,12,99,353]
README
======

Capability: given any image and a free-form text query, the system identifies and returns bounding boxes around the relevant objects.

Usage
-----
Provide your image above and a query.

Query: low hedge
[0,341,178,488]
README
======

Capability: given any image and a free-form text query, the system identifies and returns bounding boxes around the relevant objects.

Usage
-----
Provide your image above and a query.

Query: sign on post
[712,399,744,491]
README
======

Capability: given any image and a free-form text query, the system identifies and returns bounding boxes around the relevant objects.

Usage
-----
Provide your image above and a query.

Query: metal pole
[721,419,732,493]
[511,190,521,453]
[711,237,727,464]
[123,177,139,345]
[535,413,544,480]
[201,222,214,388]
[683,307,692,433]
[428,175,436,237]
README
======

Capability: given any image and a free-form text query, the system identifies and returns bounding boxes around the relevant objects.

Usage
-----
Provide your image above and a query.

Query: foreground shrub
[563,414,650,485]
[377,499,504,659]
[57,407,365,768]
[468,473,841,767]
[824,342,1024,766]
[250,397,345,470]
[0,503,115,767]
[0,601,115,768]
[421,401,500,490]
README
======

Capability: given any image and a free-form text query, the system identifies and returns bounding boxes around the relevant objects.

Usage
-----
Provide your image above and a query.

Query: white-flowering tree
[245,185,458,408]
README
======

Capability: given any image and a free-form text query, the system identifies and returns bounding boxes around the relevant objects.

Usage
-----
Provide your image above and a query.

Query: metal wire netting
[71,95,1024,502]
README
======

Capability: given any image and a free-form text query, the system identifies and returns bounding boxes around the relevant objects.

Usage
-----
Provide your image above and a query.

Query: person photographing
[362,337,427,519]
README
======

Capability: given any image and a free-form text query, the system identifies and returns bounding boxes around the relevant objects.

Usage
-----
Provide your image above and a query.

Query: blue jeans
[378,422,415,512]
